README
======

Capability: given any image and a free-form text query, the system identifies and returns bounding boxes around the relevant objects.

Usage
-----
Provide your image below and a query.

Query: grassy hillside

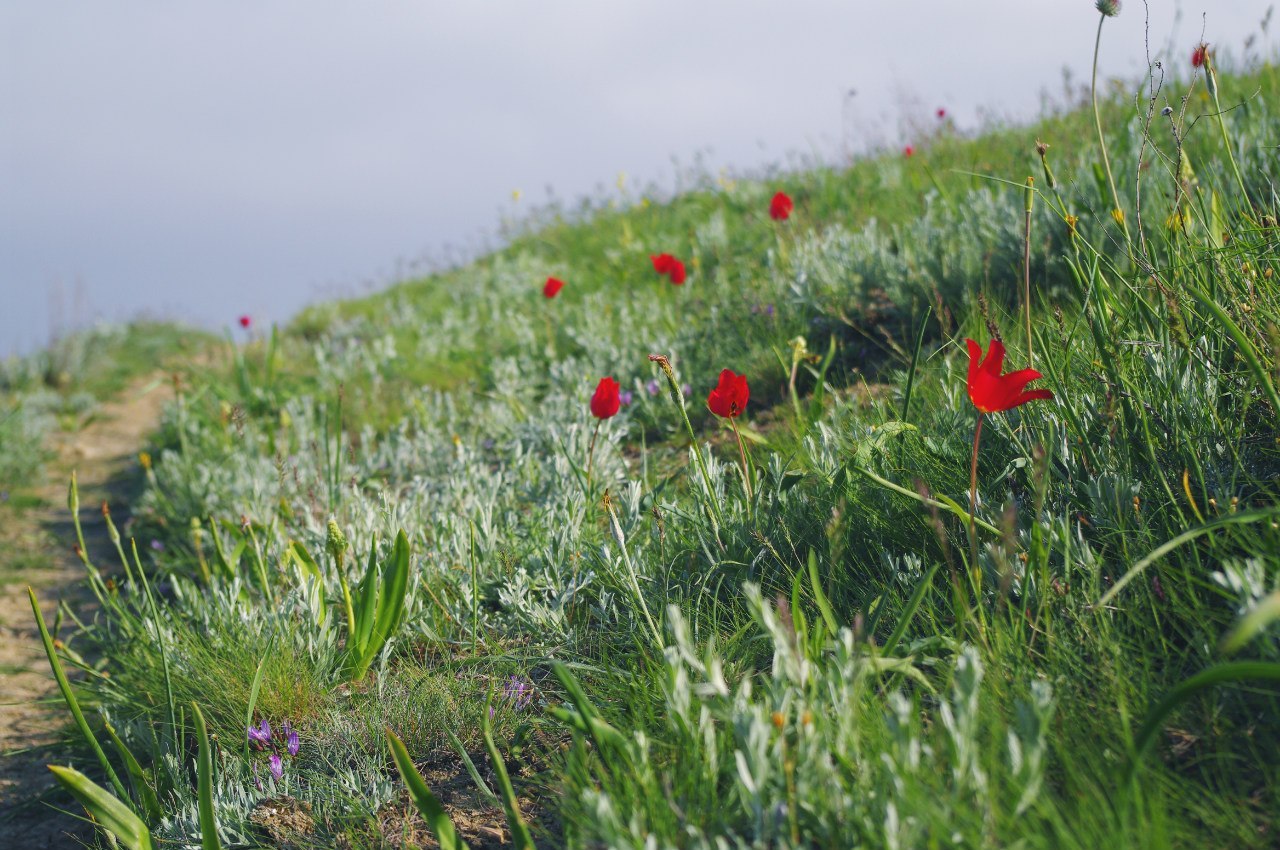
[18,39,1280,849]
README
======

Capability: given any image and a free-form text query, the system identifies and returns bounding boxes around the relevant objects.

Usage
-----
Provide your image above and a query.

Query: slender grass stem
[1091,12,1131,247]
[969,412,985,578]
[729,415,752,504]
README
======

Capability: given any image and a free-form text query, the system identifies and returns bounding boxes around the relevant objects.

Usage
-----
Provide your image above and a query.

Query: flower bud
[1095,0,1120,17]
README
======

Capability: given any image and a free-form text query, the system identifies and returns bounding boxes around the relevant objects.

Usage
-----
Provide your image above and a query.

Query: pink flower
[903,145,915,158]
[936,108,946,120]
[238,315,252,329]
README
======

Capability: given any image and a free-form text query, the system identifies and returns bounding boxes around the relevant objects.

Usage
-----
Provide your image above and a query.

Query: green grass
[18,46,1280,850]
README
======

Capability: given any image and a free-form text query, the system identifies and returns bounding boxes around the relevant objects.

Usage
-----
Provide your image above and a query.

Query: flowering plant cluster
[247,718,301,784]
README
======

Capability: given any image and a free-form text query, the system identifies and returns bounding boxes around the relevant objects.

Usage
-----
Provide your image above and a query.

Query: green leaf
[482,693,537,850]
[1220,592,1280,655]
[48,765,154,850]
[28,587,131,804]
[192,704,222,850]
[103,722,164,825]
[286,540,321,581]
[807,550,840,635]
[1127,662,1280,784]
[386,729,471,850]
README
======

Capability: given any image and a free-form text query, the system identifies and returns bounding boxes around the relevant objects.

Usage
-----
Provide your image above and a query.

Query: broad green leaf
[48,765,154,850]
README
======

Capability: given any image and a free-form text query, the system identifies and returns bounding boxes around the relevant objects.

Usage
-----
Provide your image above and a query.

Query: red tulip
[238,315,251,329]
[965,338,1053,413]
[707,369,749,418]
[936,108,946,120]
[903,145,915,158]
[590,377,621,419]
[769,191,793,221]
[651,253,676,275]
[543,276,565,298]
[1191,43,1208,68]
[668,259,687,285]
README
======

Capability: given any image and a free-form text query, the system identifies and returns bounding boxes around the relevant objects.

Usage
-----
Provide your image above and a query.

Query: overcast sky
[2,1,1274,355]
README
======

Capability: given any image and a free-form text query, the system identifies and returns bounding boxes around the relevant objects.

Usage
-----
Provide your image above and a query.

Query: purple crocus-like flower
[269,753,284,781]
[285,726,300,757]
[764,304,775,317]
[248,718,271,748]
[646,379,661,396]
[619,390,634,408]
[150,539,165,552]
[502,675,534,711]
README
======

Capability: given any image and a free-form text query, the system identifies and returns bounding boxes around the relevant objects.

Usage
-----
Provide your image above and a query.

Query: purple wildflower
[681,383,692,397]
[619,390,634,408]
[646,379,661,396]
[285,724,300,757]
[502,675,534,711]
[764,304,775,317]
[269,753,284,781]
[150,539,165,552]
[252,762,263,791]
[248,718,271,748]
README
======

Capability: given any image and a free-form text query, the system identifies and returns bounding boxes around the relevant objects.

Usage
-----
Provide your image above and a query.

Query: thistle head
[1095,0,1120,17]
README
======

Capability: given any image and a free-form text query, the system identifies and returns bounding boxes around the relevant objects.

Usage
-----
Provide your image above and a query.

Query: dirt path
[0,375,169,848]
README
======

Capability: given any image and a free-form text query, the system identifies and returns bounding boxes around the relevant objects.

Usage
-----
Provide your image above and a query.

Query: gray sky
[2,1,1274,355]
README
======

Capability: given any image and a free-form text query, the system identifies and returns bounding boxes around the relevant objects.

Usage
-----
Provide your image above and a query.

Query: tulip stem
[1023,184,1034,366]
[729,416,753,505]
[1091,11,1131,246]
[969,413,985,579]
[585,420,603,493]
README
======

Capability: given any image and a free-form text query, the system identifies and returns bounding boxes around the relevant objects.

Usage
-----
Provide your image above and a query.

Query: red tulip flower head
[936,107,947,120]
[965,338,1054,413]
[590,377,621,419]
[769,191,794,221]
[707,369,749,418]
[651,253,686,285]
[238,315,252,329]
[1191,43,1208,68]
[668,258,686,285]
[650,253,675,275]
[903,145,915,158]
[543,276,565,298]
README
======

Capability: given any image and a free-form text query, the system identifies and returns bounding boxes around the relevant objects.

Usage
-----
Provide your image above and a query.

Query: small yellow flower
[1110,208,1125,225]
[138,451,152,470]
[1065,214,1079,237]
[616,171,627,193]
[511,189,522,202]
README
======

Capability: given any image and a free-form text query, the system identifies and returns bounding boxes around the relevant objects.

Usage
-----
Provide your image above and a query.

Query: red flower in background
[668,259,687,285]
[903,145,915,158]
[769,191,794,221]
[936,108,947,119]
[651,253,686,285]
[1191,43,1208,68]
[651,253,675,274]
[707,369,749,418]
[543,276,565,298]
[238,315,252,329]
[964,338,1054,413]
[590,377,621,419]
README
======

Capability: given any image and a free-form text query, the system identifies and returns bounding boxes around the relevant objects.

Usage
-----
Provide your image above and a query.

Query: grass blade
[28,586,131,804]
[385,728,471,850]
[192,703,222,850]
[482,693,537,850]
